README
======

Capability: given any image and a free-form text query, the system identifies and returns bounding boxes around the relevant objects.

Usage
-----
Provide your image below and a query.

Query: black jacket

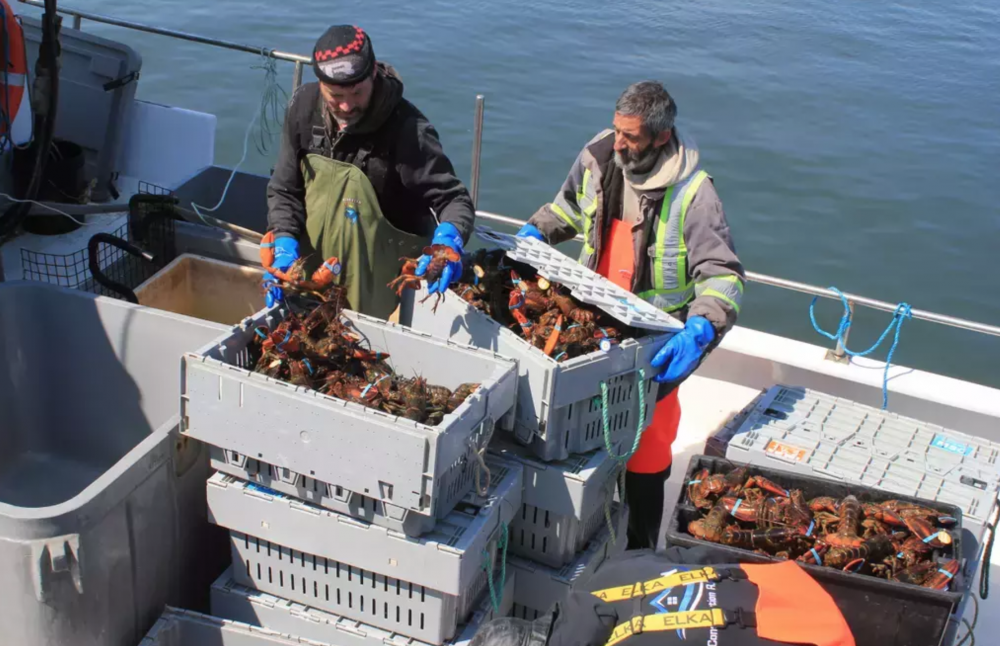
[266,64,475,242]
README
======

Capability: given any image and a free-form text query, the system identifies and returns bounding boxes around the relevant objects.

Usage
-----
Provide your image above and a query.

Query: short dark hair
[615,81,677,139]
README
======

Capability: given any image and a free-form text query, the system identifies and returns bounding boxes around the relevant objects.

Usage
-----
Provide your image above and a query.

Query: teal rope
[600,368,648,462]
[482,522,508,613]
[809,286,912,409]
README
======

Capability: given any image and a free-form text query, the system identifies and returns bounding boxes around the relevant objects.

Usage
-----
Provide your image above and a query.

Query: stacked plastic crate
[176,306,526,646]
[408,226,684,618]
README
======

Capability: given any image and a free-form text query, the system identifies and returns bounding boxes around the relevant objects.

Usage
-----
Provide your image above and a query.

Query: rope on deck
[809,286,912,410]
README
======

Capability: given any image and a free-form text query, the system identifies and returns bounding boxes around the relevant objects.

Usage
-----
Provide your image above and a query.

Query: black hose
[0,0,60,238]
[87,233,154,304]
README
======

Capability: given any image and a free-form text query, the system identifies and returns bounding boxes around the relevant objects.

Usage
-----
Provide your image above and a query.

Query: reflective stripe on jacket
[528,130,745,333]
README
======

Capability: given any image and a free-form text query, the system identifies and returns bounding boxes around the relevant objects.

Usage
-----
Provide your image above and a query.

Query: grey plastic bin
[408,227,671,462]
[0,283,230,646]
[492,439,619,567]
[183,305,518,532]
[210,565,514,646]
[509,503,627,620]
[22,17,141,201]
[207,457,521,644]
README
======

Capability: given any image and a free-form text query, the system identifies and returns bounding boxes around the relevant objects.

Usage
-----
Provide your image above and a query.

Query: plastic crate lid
[720,385,1000,524]
[473,225,683,332]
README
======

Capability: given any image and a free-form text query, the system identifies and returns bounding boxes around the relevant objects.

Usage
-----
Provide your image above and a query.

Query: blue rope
[809,286,912,409]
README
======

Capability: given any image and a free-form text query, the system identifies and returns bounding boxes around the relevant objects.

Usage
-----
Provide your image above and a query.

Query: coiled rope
[809,287,912,409]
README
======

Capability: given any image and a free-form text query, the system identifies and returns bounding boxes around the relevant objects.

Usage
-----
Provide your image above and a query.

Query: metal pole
[470,95,485,208]
[292,61,304,93]
[72,15,81,30]
[17,0,312,64]
[831,299,856,361]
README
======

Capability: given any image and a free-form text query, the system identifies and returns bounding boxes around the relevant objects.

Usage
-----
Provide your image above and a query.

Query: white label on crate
[764,440,808,463]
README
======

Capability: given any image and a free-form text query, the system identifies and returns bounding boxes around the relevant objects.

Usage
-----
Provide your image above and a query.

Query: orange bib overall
[596,219,679,474]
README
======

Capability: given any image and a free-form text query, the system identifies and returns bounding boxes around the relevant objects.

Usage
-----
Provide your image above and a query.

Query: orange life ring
[0,0,30,147]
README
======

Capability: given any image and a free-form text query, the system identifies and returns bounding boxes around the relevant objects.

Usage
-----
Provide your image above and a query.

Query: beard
[614,142,661,174]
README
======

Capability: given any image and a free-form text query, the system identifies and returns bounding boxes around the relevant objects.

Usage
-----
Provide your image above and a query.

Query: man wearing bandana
[264,25,473,318]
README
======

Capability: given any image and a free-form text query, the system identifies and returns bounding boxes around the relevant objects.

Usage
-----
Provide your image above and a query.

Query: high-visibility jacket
[546,550,855,646]
[527,129,745,333]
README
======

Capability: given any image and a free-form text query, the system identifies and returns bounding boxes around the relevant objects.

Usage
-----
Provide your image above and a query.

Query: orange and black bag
[544,549,855,646]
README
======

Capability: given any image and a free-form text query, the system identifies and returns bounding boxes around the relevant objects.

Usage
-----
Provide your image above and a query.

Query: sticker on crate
[712,385,1000,525]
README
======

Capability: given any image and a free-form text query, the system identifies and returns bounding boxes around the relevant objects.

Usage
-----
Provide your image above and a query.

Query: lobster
[259,231,342,293]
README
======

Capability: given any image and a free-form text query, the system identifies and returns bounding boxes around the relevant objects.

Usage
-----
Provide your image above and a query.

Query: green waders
[301,154,427,319]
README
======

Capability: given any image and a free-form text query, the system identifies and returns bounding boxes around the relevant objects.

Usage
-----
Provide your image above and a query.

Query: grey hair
[615,81,677,139]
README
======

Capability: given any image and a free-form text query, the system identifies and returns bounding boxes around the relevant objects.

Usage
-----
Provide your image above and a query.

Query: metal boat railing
[20,0,1000,358]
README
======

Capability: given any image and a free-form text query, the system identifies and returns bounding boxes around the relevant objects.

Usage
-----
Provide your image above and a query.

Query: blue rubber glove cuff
[650,315,716,384]
[264,236,300,307]
[516,223,545,242]
[416,222,464,294]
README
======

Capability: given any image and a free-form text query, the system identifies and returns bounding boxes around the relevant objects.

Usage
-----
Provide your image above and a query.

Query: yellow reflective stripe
[653,185,676,291]
[676,170,709,287]
[591,567,718,602]
[605,609,727,646]
[696,275,744,313]
[578,168,592,207]
[550,202,581,232]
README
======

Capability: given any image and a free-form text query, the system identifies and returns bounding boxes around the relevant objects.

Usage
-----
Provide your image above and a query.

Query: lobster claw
[312,257,342,287]
[260,231,277,271]
[904,516,952,548]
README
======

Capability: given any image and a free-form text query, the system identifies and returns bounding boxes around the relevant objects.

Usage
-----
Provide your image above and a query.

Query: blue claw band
[810,548,822,565]
[277,330,292,350]
[923,532,945,544]
[731,499,743,514]
[938,568,954,579]
[302,358,315,375]
[688,480,702,485]
[255,328,268,340]
[554,351,566,361]
[807,521,815,537]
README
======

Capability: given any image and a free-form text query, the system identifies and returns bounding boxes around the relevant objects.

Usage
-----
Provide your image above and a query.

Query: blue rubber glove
[416,222,464,295]
[650,315,716,384]
[264,236,299,307]
[516,223,545,242]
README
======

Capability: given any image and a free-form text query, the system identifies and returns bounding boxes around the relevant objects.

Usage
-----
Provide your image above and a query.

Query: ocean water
[22,0,1000,386]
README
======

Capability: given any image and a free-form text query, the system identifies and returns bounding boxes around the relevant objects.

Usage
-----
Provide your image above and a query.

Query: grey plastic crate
[183,305,518,528]
[409,283,661,462]
[508,503,627,619]
[140,608,318,646]
[509,486,613,568]
[712,385,1000,528]
[472,226,683,332]
[210,565,514,646]
[208,459,521,644]
[491,439,619,567]
[0,283,231,646]
[210,445,466,538]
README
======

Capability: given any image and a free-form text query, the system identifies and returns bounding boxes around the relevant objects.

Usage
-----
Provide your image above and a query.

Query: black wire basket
[20,182,181,301]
